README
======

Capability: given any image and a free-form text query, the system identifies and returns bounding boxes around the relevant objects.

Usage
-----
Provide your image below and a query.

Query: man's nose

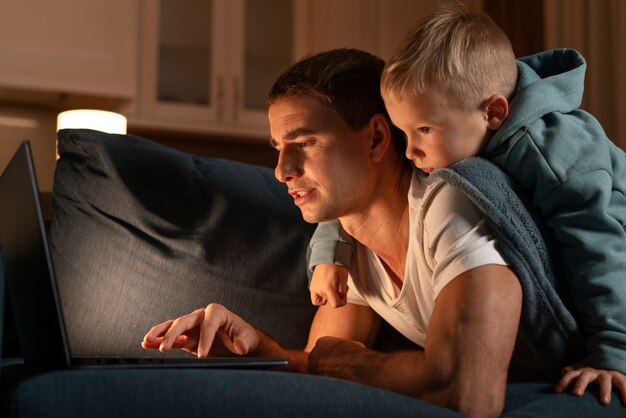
[275,147,303,183]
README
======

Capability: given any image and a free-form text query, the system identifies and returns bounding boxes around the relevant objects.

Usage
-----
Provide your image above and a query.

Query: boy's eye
[418,127,433,134]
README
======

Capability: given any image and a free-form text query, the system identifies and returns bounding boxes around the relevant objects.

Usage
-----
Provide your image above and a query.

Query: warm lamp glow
[56,110,127,134]
[56,110,127,159]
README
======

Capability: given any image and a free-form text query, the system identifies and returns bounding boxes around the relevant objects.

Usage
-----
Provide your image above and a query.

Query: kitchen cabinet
[129,0,308,138]
[0,0,138,99]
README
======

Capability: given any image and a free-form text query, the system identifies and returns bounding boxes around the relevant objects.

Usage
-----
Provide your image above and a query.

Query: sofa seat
[3,365,625,418]
[2,365,461,418]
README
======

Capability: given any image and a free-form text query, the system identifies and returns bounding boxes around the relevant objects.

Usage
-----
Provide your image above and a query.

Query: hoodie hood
[483,49,587,157]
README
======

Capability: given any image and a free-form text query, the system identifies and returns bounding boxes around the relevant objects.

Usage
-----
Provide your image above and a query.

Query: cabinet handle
[232,76,240,123]
[217,75,225,122]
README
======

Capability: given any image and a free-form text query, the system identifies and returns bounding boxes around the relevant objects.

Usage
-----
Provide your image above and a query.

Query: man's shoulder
[415,173,484,230]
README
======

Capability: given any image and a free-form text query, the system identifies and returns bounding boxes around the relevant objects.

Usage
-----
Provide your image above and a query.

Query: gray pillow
[50,129,317,357]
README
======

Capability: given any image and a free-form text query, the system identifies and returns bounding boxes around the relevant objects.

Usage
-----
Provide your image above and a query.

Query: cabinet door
[134,0,304,138]
[135,0,218,132]
[230,0,300,130]
[0,0,137,99]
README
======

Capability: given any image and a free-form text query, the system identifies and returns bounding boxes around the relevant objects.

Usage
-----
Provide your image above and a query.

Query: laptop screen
[0,141,71,367]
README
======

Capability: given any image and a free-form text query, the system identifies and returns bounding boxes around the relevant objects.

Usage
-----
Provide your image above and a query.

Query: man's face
[269,96,373,223]
[385,92,489,174]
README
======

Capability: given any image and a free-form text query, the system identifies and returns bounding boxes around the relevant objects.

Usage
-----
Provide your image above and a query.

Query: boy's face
[269,95,375,224]
[385,92,490,173]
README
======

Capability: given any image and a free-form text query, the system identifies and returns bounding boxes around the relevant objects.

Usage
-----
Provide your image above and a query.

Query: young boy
[308,3,626,401]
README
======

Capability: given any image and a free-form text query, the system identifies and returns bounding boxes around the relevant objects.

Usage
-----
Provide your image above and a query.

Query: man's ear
[369,114,392,162]
[485,95,509,130]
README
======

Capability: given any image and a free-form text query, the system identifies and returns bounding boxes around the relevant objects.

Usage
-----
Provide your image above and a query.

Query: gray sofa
[1,129,624,417]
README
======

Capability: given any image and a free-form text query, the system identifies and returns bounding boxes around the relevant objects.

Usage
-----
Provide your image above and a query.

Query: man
[141,49,525,418]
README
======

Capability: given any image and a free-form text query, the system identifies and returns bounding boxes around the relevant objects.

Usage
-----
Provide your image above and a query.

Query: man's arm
[141,301,381,374]
[251,302,381,372]
[307,264,522,418]
[306,301,381,351]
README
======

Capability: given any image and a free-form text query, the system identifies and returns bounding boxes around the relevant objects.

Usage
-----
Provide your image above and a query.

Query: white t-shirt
[347,171,507,347]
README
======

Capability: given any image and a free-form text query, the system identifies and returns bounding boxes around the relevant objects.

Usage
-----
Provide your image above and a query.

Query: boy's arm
[307,220,355,279]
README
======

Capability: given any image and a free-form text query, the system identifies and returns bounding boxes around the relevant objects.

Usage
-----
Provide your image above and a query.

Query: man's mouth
[289,188,315,205]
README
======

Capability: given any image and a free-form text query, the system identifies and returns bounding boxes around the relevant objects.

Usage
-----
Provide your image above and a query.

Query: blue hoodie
[309,48,626,374]
[482,48,626,373]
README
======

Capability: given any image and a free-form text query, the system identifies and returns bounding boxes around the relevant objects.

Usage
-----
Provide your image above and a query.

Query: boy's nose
[405,143,425,161]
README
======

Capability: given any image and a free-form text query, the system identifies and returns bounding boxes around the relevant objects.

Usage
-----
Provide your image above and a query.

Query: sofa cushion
[50,129,317,357]
[4,366,625,418]
[3,367,464,418]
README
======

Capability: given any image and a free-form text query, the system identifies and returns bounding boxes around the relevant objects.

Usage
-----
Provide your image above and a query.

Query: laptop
[0,141,288,369]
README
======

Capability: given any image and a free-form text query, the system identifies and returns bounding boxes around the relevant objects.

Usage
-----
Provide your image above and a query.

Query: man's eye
[299,140,315,148]
[418,127,433,134]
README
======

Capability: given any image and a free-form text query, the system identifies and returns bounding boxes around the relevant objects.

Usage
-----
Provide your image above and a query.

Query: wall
[486,0,625,150]
[544,0,626,150]
[0,105,56,191]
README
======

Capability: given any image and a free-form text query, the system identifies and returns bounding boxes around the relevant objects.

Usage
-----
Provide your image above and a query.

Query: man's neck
[339,162,413,279]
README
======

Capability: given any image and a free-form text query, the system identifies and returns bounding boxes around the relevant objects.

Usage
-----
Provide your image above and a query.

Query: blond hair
[382,3,517,109]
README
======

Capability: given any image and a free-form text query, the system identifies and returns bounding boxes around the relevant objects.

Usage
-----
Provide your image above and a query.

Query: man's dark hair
[269,48,404,148]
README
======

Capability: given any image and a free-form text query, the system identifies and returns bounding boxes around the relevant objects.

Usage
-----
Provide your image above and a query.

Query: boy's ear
[369,114,391,162]
[485,94,509,130]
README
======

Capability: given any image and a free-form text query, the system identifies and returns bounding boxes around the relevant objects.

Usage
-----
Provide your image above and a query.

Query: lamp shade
[57,110,127,134]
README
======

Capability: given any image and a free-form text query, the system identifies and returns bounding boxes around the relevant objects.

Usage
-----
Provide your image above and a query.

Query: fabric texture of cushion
[50,129,317,357]
[5,368,464,418]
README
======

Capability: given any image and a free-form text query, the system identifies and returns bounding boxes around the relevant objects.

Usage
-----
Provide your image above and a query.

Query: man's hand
[141,303,259,358]
[555,364,626,406]
[310,264,349,307]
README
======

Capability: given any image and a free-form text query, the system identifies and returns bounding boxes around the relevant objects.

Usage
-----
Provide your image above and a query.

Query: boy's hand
[555,364,626,405]
[310,264,349,308]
